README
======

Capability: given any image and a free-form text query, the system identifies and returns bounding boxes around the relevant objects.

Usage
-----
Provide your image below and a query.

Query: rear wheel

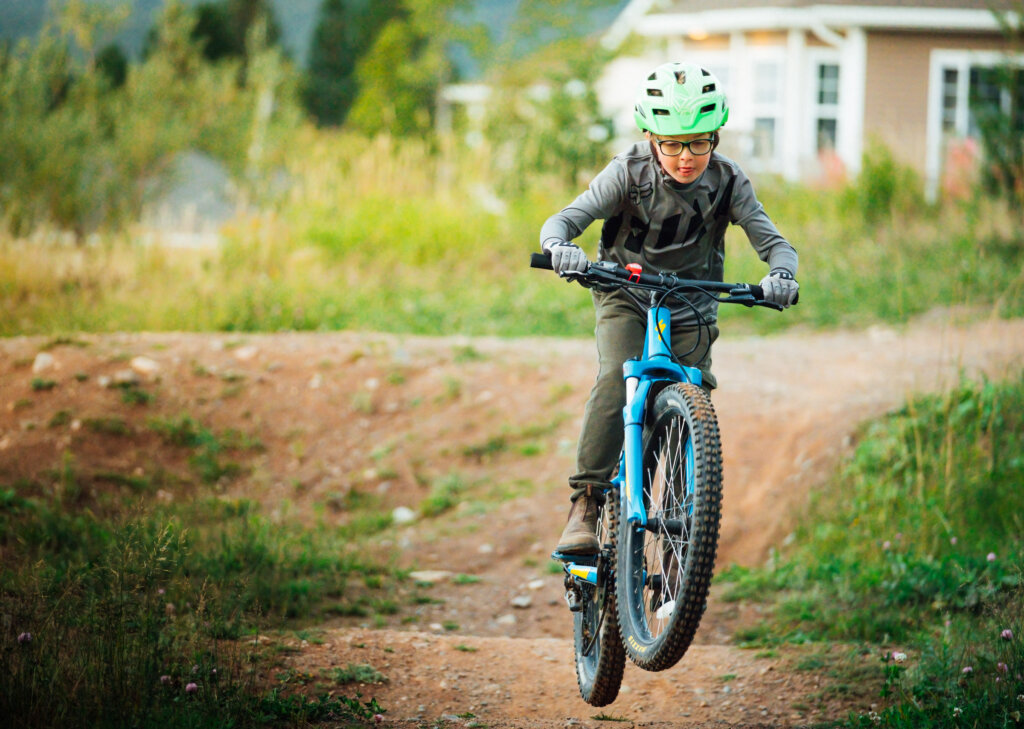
[616,383,723,671]
[573,497,625,705]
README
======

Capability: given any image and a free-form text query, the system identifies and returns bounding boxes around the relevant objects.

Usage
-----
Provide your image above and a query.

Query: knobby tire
[573,498,626,705]
[615,383,723,671]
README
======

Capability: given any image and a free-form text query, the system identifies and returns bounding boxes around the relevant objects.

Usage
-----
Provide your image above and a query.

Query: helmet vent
[647,88,663,97]
[652,108,670,116]
[648,72,657,80]
[673,70,687,84]
[702,68,711,76]
[700,103,716,114]
[702,83,716,93]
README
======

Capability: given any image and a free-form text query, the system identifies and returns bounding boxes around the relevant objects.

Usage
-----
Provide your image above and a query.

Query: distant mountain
[1,0,332,65]
[0,0,627,72]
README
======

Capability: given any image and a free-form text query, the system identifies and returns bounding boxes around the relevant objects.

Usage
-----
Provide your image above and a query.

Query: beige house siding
[864,30,1012,174]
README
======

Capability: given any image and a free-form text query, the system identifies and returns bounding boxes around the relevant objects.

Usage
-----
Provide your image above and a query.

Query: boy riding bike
[541,61,800,556]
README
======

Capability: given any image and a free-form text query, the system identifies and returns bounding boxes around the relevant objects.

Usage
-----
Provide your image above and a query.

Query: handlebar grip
[530,252,554,270]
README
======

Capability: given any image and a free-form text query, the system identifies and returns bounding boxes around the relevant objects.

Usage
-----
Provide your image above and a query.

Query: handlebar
[530,252,792,309]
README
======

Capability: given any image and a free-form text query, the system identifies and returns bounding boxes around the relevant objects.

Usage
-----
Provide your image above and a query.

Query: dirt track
[2,310,1023,727]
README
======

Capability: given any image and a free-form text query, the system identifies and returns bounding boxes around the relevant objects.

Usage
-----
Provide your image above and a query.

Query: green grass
[717,371,1024,726]
[419,472,466,517]
[0,464,399,728]
[147,415,263,485]
[329,663,387,685]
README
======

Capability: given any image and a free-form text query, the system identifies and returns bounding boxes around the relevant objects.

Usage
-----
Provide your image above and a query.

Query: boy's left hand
[549,241,590,276]
[759,269,799,308]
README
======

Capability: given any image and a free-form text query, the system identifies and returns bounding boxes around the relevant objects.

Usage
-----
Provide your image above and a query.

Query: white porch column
[838,26,866,175]
[783,28,806,181]
[729,31,750,144]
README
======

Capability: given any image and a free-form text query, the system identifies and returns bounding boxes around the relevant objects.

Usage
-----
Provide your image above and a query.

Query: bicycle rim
[616,383,723,671]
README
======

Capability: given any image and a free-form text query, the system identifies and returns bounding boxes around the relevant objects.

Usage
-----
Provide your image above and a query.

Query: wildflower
[374,715,384,724]
[962,666,973,675]
[157,588,165,595]
[893,652,907,663]
[950,536,957,545]
[160,675,171,685]
[998,662,1009,674]
[987,552,996,562]
[17,632,32,645]
[867,710,881,725]
[953,707,963,717]
[211,668,217,676]
[882,541,892,550]
[1002,629,1013,641]
[192,664,199,674]
[185,682,198,694]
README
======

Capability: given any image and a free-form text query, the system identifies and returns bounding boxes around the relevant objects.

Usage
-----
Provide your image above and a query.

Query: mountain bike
[531,252,789,706]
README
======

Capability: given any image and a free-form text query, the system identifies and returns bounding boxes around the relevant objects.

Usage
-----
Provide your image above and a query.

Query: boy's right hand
[549,241,590,276]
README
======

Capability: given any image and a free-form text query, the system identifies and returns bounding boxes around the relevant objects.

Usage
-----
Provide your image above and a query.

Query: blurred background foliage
[0,0,1022,338]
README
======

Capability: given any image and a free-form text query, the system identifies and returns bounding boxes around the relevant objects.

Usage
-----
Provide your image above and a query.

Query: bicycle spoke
[638,415,695,638]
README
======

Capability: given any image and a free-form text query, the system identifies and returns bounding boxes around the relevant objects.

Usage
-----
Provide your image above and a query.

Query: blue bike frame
[560,303,703,587]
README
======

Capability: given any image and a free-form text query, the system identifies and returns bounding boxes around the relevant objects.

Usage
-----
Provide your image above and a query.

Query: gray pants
[568,289,718,501]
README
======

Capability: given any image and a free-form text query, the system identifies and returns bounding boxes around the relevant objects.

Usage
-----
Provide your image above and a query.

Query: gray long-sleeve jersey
[540,142,798,325]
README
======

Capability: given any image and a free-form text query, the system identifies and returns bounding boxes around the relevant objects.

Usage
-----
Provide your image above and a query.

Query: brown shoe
[555,495,600,555]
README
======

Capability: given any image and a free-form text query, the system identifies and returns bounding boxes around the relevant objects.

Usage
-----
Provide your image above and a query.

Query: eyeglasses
[652,137,714,156]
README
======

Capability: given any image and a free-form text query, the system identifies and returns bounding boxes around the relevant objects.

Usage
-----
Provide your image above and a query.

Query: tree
[146,0,283,64]
[303,0,403,126]
[95,43,127,88]
[481,39,615,193]
[346,0,481,138]
[191,2,237,61]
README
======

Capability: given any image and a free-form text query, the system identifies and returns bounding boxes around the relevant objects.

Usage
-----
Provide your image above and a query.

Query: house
[599,0,1022,196]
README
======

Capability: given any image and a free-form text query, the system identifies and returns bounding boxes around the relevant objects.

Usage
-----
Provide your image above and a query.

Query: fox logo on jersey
[629,182,653,206]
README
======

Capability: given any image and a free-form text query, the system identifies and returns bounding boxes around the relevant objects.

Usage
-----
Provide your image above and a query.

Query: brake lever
[726,286,760,308]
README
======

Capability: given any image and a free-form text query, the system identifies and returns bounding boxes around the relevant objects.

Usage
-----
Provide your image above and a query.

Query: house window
[754,61,781,105]
[749,59,783,166]
[937,56,1024,141]
[941,68,959,132]
[817,64,839,105]
[817,118,838,151]
[813,62,840,152]
[927,49,1024,199]
[753,118,776,159]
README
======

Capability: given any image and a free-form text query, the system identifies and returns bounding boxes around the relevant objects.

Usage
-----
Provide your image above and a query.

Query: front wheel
[616,383,723,671]
[573,498,625,705]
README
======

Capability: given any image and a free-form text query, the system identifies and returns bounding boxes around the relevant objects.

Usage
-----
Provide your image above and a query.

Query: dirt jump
[2,310,1022,728]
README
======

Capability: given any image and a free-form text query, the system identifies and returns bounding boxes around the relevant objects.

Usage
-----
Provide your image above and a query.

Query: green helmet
[633,61,729,136]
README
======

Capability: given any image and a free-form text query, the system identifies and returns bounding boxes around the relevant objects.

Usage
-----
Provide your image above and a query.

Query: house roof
[604,0,1019,47]
[658,0,1015,10]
